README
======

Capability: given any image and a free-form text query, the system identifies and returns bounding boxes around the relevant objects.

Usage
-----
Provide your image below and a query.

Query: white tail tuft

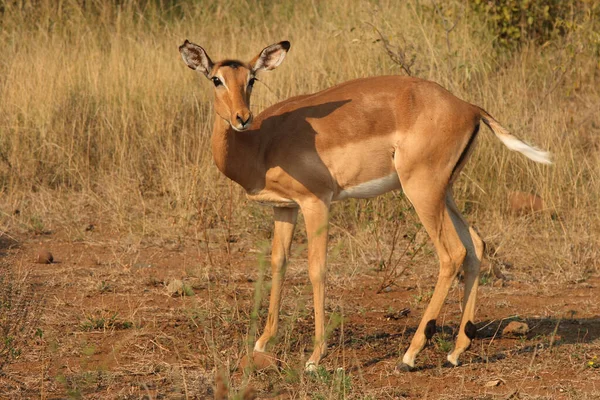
[494,134,552,164]
[480,109,552,165]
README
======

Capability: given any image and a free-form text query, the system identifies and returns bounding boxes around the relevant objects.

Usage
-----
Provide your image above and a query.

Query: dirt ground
[1,228,599,399]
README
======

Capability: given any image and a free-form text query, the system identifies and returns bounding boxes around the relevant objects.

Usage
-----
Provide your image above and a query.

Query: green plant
[182,283,195,297]
[479,271,492,286]
[283,366,300,384]
[308,366,352,398]
[97,281,112,293]
[470,0,597,50]
[435,334,453,353]
[79,312,132,331]
[29,215,46,235]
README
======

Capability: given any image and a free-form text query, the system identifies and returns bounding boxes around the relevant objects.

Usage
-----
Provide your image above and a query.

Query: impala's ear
[250,41,290,73]
[179,40,213,77]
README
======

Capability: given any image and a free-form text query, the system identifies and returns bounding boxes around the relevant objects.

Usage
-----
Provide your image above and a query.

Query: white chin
[231,125,248,132]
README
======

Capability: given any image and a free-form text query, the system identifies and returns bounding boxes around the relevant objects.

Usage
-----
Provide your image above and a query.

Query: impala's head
[179,40,290,132]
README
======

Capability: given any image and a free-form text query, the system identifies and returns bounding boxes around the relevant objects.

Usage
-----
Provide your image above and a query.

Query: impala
[179,39,551,373]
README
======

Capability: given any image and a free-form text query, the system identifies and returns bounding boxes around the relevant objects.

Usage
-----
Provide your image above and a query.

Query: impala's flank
[179,39,551,373]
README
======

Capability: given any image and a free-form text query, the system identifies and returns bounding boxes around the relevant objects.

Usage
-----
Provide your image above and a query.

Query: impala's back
[250,75,480,203]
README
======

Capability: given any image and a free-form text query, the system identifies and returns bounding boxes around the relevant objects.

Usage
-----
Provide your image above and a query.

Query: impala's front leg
[300,197,331,372]
[254,207,298,353]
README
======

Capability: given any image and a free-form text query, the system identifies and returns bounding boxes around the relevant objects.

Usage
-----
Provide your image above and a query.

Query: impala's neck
[211,116,263,192]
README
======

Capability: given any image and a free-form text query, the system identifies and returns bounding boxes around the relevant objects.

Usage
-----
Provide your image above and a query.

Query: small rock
[484,378,504,387]
[491,264,505,280]
[36,249,53,264]
[502,321,529,336]
[384,308,411,320]
[239,351,278,371]
[549,334,562,345]
[508,192,545,215]
[166,279,185,296]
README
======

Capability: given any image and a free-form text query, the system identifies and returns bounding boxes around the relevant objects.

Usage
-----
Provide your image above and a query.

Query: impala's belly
[321,132,400,201]
[246,190,297,208]
[334,173,401,201]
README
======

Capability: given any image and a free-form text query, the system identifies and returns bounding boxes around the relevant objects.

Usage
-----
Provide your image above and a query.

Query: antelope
[179,39,551,373]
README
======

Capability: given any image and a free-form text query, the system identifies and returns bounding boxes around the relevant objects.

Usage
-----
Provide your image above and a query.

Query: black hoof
[443,360,460,368]
[394,363,414,374]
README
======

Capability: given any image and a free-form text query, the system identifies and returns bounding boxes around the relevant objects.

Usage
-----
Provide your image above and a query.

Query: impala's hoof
[393,363,414,374]
[443,360,460,369]
[305,361,318,373]
[446,353,460,367]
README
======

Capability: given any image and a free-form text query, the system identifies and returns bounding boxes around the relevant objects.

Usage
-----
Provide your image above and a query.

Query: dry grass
[0,1,598,267]
[0,0,599,398]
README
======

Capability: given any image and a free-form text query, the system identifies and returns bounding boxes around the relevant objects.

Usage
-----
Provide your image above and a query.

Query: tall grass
[0,0,598,275]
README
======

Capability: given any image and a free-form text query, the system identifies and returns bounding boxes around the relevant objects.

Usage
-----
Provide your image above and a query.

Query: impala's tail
[479,108,552,164]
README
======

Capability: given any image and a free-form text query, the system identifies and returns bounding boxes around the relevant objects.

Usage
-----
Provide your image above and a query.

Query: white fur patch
[336,174,401,200]
[487,118,552,164]
[496,134,552,164]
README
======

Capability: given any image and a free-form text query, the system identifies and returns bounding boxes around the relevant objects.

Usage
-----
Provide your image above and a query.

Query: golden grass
[0,0,598,275]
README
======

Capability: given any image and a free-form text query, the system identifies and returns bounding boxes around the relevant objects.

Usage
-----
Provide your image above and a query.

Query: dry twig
[365,22,415,76]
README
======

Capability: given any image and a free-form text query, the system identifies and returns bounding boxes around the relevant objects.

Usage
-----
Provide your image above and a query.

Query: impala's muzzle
[232,109,253,131]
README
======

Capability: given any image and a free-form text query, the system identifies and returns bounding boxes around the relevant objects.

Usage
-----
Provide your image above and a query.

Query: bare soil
[1,229,599,399]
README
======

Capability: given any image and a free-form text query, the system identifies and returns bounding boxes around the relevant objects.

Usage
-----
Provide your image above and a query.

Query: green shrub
[471,0,597,49]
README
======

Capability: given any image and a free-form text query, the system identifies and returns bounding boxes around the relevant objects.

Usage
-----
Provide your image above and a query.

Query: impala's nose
[236,112,252,128]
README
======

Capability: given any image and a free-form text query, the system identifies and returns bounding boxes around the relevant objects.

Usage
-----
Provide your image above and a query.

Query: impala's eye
[248,77,257,87]
[212,77,222,87]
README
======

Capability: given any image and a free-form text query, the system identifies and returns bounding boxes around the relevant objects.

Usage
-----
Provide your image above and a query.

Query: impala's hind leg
[445,193,484,365]
[254,207,298,353]
[395,176,467,372]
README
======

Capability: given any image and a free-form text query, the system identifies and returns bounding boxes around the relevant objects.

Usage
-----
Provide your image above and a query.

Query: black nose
[236,113,252,127]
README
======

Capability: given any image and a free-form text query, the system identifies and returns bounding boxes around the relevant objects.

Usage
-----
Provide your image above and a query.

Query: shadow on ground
[301,315,600,371]
[0,232,19,259]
